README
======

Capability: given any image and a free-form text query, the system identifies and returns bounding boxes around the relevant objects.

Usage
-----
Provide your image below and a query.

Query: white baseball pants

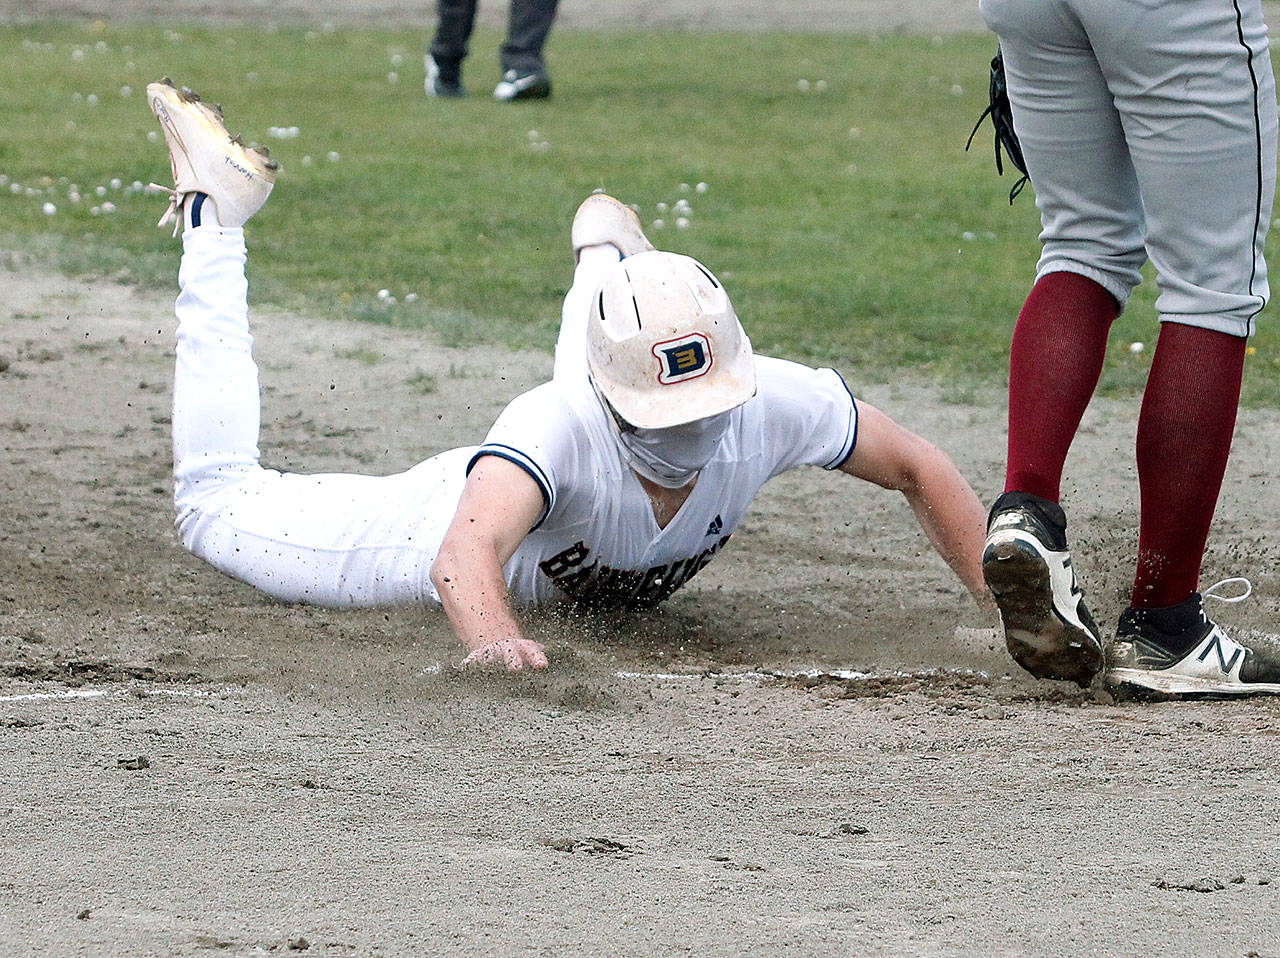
[171,227,615,608]
[980,0,1278,336]
[172,227,472,607]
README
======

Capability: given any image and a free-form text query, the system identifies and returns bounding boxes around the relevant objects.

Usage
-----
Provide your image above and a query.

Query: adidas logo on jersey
[705,514,723,536]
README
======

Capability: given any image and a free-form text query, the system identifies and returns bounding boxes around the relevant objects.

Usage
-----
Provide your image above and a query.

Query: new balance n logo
[1198,632,1243,674]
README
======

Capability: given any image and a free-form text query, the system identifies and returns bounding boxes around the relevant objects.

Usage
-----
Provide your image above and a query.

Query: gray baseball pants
[980,0,1278,336]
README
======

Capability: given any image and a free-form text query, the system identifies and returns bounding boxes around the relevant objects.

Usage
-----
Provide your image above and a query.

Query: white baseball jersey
[170,228,858,612]
[476,356,857,607]
[980,0,1277,336]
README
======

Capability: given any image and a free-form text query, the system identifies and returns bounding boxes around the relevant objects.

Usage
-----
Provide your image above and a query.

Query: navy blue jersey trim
[1233,0,1268,321]
[826,371,860,470]
[190,192,206,228]
[466,447,553,530]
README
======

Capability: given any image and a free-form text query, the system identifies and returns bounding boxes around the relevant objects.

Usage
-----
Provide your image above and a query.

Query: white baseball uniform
[171,227,859,610]
[979,0,1278,337]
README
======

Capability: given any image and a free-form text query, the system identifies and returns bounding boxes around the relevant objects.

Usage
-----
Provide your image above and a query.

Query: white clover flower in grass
[695,182,708,194]
[377,289,391,301]
[391,54,404,67]
[656,202,668,214]
[86,93,99,106]
[120,85,132,98]
[387,72,399,84]
[42,202,56,216]
[109,178,122,190]
[1130,342,1145,354]
[676,217,690,229]
[404,293,419,304]
[652,219,665,230]
[797,78,810,92]
[147,130,159,142]
[327,151,340,163]
[101,201,116,213]
[678,183,690,193]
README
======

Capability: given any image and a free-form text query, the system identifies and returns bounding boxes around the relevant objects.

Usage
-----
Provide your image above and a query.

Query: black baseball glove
[965,47,1030,204]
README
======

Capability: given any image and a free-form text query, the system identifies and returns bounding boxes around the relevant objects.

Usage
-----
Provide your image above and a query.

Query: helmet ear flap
[586,250,756,430]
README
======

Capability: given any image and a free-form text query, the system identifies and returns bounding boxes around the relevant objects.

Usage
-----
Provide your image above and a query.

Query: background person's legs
[500,0,559,75]
[430,0,479,75]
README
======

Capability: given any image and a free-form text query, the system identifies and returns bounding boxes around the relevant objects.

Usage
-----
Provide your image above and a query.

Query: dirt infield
[4,246,1280,954]
[5,2,1280,954]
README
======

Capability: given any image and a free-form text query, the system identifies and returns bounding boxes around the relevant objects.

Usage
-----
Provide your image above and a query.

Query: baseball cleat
[982,491,1102,687]
[1107,579,1280,697]
[571,191,655,262]
[493,68,551,101]
[425,55,465,98]
[146,77,278,235]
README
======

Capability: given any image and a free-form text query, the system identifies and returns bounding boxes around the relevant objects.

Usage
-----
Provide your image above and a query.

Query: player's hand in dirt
[459,637,549,672]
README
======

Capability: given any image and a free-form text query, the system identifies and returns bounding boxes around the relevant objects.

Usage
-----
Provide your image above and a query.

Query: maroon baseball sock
[1131,322,1247,609]
[1004,272,1120,501]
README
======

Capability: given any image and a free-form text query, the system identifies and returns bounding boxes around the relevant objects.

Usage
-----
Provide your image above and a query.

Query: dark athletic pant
[430,0,560,75]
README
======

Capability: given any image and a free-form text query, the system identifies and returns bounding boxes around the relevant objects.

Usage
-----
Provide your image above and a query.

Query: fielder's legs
[976,0,1139,683]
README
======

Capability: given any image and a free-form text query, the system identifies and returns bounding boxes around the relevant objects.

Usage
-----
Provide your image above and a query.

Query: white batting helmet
[586,250,756,430]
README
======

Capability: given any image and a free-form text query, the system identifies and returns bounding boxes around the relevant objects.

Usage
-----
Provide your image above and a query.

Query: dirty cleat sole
[983,532,1102,687]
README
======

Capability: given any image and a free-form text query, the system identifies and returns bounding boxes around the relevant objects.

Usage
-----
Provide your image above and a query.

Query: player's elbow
[884,435,939,497]
[429,543,463,599]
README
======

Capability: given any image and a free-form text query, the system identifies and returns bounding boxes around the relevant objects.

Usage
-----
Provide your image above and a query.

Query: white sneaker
[492,68,551,101]
[1107,579,1280,697]
[571,192,655,262]
[146,78,278,234]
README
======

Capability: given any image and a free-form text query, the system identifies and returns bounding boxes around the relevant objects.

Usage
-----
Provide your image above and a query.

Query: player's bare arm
[840,401,993,609]
[430,456,549,671]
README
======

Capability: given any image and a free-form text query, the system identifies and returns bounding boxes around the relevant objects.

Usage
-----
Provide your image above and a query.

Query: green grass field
[3,22,1279,402]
